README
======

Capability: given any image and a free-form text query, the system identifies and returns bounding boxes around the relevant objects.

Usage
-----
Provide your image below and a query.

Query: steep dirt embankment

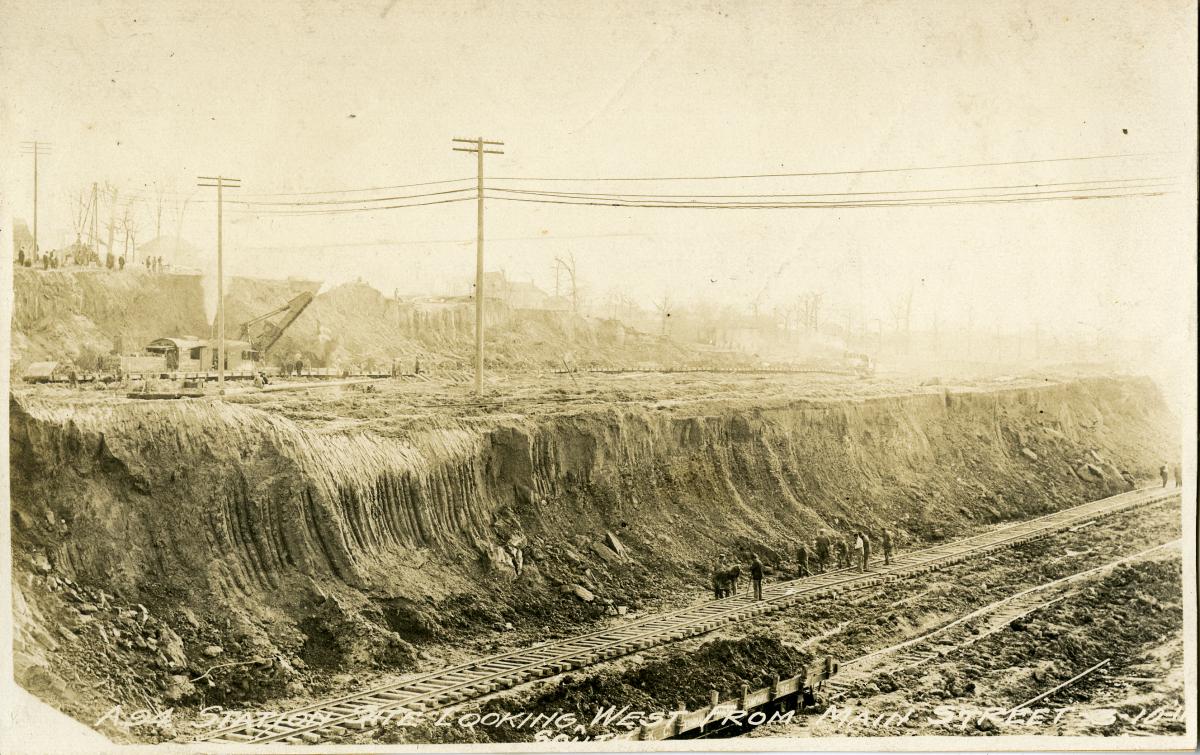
[9,378,1176,726]
[256,280,698,371]
[9,269,317,370]
[10,270,702,374]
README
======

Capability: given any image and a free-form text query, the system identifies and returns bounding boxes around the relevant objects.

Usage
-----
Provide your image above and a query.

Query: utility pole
[20,141,53,259]
[197,175,241,393]
[452,136,504,395]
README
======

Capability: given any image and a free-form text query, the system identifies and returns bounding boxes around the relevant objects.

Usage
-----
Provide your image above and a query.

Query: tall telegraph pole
[452,137,504,395]
[20,141,53,259]
[197,175,241,392]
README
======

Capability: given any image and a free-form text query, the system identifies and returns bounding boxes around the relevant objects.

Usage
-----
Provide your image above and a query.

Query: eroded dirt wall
[11,379,1174,609]
[7,377,1178,727]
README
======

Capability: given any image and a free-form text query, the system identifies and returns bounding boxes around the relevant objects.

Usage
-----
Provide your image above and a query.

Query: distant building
[476,270,556,310]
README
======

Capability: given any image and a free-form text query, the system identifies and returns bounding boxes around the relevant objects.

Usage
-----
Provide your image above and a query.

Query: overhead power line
[228,186,475,207]
[237,176,475,198]
[481,187,1172,210]
[488,151,1173,183]
[485,176,1175,201]
[228,195,476,216]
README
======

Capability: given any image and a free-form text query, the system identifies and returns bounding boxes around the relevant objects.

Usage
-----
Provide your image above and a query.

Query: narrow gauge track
[201,486,1179,744]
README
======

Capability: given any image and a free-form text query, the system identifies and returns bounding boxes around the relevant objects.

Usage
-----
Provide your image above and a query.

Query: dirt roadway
[14,369,1105,430]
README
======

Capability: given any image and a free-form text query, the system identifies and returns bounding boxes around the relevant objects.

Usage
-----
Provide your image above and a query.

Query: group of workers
[711,527,896,601]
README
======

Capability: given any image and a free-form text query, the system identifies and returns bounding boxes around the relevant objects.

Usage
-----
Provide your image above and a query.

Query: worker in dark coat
[749,553,764,601]
[796,543,810,578]
[814,530,831,572]
[881,529,894,565]
[835,538,850,569]
[1160,464,1169,487]
[712,554,729,599]
[858,531,871,572]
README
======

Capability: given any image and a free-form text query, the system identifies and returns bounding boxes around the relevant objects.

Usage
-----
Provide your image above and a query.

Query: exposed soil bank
[9,269,696,373]
[8,376,1178,739]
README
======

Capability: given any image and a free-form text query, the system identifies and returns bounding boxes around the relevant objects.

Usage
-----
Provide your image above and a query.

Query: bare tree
[153,183,167,241]
[102,183,119,265]
[69,188,92,246]
[553,253,580,314]
[121,203,140,264]
[653,293,673,337]
[799,291,824,333]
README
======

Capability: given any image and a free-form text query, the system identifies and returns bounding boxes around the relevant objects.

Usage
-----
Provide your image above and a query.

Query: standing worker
[881,529,894,566]
[1173,463,1182,488]
[796,542,810,578]
[815,530,831,573]
[749,553,764,601]
[1160,463,1170,487]
[712,554,729,599]
[836,537,850,569]
[859,531,871,572]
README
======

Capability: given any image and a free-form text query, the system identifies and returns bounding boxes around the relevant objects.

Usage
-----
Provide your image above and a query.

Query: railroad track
[199,486,1179,744]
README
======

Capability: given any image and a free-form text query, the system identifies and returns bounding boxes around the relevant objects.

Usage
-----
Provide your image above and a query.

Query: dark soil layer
[375,634,811,744]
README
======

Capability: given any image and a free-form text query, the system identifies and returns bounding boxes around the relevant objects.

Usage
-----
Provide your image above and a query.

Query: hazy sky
[2,0,1196,351]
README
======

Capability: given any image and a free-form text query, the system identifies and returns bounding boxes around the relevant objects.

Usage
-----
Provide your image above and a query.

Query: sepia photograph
[1,0,1196,752]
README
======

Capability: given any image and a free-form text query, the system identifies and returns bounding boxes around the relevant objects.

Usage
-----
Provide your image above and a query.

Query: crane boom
[238,292,314,357]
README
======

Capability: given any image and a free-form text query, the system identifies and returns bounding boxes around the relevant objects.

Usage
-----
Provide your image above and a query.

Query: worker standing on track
[836,537,850,569]
[796,543,810,578]
[815,530,831,572]
[858,531,871,572]
[750,553,764,601]
[881,529,894,565]
[712,554,729,599]
[1174,463,1182,488]
[1160,463,1170,487]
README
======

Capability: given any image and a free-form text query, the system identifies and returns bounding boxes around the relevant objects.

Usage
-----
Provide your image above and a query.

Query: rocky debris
[561,584,595,603]
[299,594,415,671]
[604,531,627,556]
[158,627,188,668]
[163,674,196,702]
[1021,447,1038,461]
[591,541,623,565]
[177,608,200,631]
[203,645,224,657]
[31,551,52,574]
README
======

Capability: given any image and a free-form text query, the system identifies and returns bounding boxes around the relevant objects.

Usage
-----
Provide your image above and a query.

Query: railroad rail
[199,486,1179,744]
